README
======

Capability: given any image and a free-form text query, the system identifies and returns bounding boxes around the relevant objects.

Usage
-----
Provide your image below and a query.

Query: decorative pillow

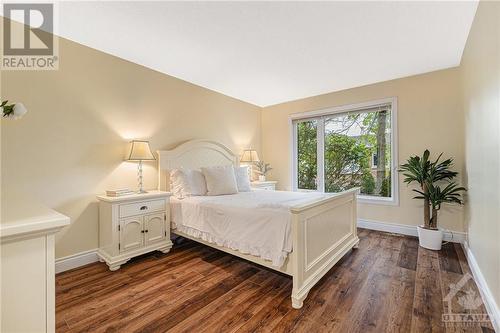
[170,169,188,198]
[201,165,238,196]
[170,169,207,197]
[234,166,251,192]
[188,169,208,195]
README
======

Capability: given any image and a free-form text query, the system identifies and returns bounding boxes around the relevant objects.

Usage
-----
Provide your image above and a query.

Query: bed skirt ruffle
[173,224,288,267]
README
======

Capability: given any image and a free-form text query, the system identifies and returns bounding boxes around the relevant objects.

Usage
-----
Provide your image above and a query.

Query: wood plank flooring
[56,229,495,332]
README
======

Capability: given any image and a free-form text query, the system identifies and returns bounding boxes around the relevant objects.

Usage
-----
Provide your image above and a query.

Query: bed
[158,139,359,309]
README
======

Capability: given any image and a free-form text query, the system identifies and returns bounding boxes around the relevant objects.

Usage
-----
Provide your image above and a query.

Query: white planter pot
[417,226,443,250]
[258,175,266,182]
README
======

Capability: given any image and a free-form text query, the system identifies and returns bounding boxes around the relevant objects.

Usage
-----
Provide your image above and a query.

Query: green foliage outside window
[361,172,376,195]
[297,109,392,198]
[324,133,371,192]
[297,121,317,190]
[380,171,391,197]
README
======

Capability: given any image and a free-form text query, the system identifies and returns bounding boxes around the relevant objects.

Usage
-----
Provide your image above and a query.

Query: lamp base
[136,160,148,194]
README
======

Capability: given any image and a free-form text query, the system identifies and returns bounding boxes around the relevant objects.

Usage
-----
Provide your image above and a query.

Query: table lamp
[126,140,156,193]
[240,149,260,181]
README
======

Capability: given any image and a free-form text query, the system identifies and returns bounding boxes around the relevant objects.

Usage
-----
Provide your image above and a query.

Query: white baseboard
[54,220,464,274]
[357,219,466,243]
[463,242,500,332]
[55,249,99,274]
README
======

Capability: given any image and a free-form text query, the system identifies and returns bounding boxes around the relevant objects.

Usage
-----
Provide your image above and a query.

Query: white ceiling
[56,1,478,107]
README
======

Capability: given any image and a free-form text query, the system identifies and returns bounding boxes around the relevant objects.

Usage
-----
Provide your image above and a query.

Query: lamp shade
[240,149,260,163]
[126,140,156,161]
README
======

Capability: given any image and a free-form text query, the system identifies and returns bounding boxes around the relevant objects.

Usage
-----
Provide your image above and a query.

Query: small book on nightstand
[105,188,135,197]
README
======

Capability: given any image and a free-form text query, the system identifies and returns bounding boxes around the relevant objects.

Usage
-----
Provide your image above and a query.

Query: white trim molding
[55,219,467,274]
[463,242,500,332]
[357,218,466,243]
[55,249,99,274]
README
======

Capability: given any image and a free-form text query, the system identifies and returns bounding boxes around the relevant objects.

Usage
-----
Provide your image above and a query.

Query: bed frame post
[289,188,359,309]
[290,213,306,308]
[352,193,359,248]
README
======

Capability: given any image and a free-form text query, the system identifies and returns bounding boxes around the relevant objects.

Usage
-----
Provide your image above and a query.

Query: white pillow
[188,169,207,195]
[170,169,207,197]
[170,169,187,197]
[234,166,251,192]
[201,165,238,196]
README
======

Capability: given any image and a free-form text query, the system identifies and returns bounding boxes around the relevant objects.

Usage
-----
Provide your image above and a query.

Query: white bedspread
[170,190,327,267]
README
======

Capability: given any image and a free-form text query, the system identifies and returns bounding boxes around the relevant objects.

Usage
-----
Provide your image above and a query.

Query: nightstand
[96,191,172,271]
[251,181,278,191]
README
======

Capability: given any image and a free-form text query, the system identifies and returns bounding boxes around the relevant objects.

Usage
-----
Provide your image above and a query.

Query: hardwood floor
[56,229,495,332]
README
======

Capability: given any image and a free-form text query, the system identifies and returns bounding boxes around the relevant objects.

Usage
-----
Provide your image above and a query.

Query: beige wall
[1,37,261,258]
[262,68,465,232]
[461,0,500,313]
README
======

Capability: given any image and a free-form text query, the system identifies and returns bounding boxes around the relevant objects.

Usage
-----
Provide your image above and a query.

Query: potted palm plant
[399,150,465,250]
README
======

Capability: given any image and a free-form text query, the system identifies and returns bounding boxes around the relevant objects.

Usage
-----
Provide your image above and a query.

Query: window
[292,98,398,204]
[297,119,318,190]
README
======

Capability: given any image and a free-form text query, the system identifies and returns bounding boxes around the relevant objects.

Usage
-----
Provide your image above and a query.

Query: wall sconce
[1,100,28,120]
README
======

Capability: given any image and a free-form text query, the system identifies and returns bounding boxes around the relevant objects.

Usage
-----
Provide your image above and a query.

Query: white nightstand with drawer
[96,191,172,271]
[251,181,278,191]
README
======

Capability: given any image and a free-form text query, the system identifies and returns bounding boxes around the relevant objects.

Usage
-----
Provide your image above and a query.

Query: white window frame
[290,97,399,206]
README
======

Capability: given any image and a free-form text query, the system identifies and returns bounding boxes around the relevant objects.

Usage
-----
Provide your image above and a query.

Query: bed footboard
[289,188,359,309]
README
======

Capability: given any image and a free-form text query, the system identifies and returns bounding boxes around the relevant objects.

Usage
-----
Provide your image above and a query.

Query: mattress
[170,190,327,267]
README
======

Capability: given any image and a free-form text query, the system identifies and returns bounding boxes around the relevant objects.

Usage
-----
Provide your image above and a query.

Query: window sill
[357,195,399,206]
[296,189,399,206]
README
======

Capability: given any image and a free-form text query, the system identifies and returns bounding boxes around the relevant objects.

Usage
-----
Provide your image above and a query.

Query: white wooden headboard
[157,139,238,191]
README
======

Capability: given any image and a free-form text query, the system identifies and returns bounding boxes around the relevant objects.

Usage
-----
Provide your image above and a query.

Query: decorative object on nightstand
[251,180,277,191]
[254,160,272,182]
[240,148,260,180]
[96,191,173,271]
[126,140,156,193]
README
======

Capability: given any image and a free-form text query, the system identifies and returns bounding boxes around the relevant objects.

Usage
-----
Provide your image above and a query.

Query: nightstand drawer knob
[140,206,148,210]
